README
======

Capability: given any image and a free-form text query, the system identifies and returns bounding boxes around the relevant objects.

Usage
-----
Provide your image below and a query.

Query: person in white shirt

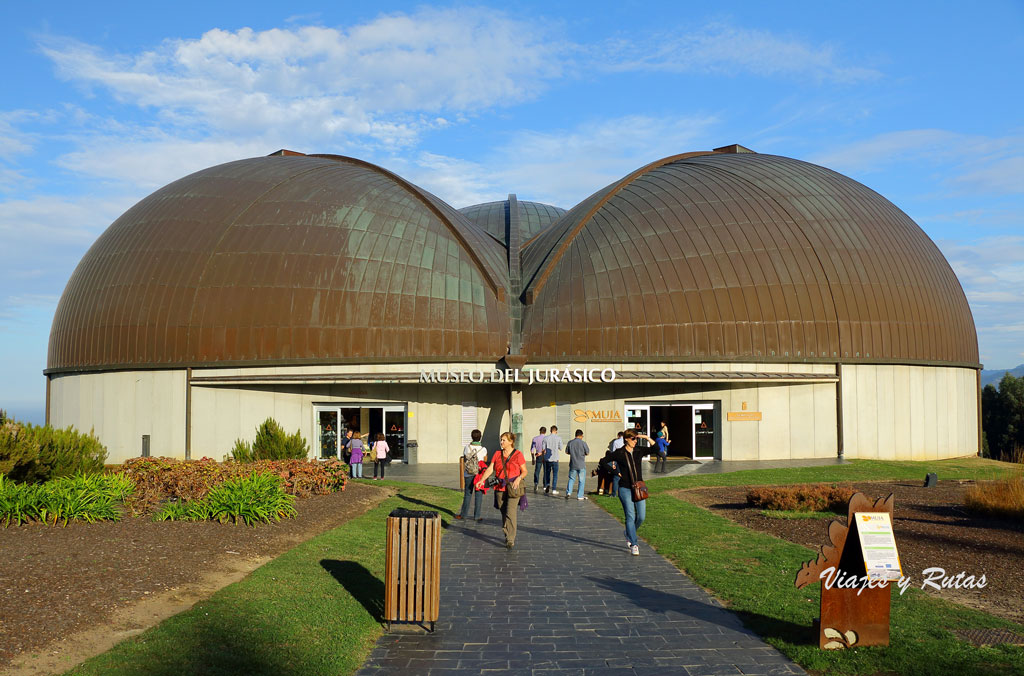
[456,429,487,521]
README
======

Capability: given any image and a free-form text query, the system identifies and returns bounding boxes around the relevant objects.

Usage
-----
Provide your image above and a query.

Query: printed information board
[854,512,903,581]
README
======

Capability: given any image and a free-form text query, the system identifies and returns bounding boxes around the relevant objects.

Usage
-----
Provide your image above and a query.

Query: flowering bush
[122,456,346,514]
[746,483,855,513]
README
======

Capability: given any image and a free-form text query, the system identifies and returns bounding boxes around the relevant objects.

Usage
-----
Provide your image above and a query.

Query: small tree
[0,416,42,480]
[230,418,309,462]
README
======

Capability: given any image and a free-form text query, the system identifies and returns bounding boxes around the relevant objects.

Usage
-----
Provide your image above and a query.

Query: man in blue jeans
[542,425,563,495]
[455,429,487,521]
[564,429,590,500]
[530,426,547,493]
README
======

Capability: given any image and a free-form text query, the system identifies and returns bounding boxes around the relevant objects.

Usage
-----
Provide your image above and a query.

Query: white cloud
[601,22,879,83]
[38,9,567,149]
[810,129,1024,196]
[400,115,720,209]
[938,235,1024,368]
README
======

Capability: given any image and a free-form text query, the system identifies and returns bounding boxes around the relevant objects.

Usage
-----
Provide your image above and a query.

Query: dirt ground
[0,481,392,676]
[675,480,1024,625]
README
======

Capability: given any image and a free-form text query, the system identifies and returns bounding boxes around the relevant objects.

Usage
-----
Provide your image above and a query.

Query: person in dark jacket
[610,428,653,555]
[596,450,618,495]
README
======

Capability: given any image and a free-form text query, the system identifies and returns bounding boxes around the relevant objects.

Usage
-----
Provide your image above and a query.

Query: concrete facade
[47,361,979,464]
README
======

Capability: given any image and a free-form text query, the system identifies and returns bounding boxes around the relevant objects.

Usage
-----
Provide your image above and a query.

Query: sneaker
[544,486,550,494]
[631,545,640,556]
[577,496,587,501]
[565,493,570,500]
[454,515,463,520]
[551,490,559,496]
[534,484,538,493]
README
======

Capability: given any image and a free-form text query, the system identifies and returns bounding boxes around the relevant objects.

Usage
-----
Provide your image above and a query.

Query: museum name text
[419,366,616,385]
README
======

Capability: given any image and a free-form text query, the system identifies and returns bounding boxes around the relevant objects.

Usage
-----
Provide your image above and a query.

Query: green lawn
[597,457,1024,676]
[63,481,463,676]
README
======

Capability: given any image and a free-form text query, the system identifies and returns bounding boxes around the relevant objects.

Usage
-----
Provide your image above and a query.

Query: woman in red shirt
[475,432,526,549]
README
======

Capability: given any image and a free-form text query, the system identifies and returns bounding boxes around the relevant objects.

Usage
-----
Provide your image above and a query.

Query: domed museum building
[46,145,980,464]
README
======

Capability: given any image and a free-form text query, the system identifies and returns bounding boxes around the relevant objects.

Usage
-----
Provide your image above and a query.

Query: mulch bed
[676,480,1024,625]
[0,481,391,669]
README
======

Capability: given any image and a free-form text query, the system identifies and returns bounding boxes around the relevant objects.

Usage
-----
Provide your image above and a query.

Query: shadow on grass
[320,560,384,622]
[396,493,456,520]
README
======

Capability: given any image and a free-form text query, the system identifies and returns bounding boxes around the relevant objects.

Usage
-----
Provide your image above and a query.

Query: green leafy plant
[0,474,43,526]
[35,473,129,526]
[204,472,297,525]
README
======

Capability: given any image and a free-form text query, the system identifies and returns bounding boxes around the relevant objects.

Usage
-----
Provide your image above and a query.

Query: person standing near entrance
[371,433,390,480]
[456,429,487,521]
[611,428,654,555]
[542,426,563,495]
[654,421,670,473]
[474,432,526,549]
[564,429,590,500]
[348,431,365,479]
[530,426,547,493]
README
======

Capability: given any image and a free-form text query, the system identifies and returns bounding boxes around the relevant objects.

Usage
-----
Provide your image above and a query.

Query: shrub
[229,438,254,463]
[0,417,42,480]
[153,473,299,525]
[28,423,108,480]
[122,457,346,514]
[746,483,856,513]
[205,472,297,525]
[249,418,309,460]
[964,475,1024,520]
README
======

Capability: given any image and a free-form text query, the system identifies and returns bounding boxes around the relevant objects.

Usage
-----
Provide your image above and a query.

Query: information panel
[854,512,903,581]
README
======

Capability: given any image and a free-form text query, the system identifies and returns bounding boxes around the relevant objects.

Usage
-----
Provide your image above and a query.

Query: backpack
[463,443,484,473]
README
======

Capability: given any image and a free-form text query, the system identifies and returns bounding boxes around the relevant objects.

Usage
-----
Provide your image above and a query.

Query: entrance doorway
[625,401,718,460]
[315,404,407,462]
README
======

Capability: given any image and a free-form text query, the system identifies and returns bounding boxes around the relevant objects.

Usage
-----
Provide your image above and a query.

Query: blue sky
[2,1,1022,424]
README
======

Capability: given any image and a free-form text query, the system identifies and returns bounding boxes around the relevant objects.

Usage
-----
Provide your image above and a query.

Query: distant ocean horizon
[3,405,45,426]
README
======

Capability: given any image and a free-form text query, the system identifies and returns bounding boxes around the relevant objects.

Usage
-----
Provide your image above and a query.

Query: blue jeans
[350,462,363,478]
[543,461,559,490]
[533,455,544,486]
[566,468,586,498]
[460,475,483,519]
[617,485,646,547]
[611,473,620,496]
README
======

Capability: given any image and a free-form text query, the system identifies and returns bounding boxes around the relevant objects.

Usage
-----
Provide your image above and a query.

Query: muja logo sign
[573,409,622,423]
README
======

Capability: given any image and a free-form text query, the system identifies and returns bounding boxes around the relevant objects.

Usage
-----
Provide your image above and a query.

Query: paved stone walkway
[357,489,805,675]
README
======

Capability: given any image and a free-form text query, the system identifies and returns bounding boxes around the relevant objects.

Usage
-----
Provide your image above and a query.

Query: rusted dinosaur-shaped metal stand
[795,492,895,649]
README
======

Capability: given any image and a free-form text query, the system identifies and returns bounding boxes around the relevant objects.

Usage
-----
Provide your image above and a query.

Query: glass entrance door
[693,404,715,459]
[314,404,407,462]
[625,405,651,450]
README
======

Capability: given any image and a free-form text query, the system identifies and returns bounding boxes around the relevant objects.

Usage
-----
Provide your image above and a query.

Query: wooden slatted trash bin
[385,508,441,632]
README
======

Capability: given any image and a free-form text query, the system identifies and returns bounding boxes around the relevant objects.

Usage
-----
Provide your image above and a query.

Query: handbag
[623,448,649,502]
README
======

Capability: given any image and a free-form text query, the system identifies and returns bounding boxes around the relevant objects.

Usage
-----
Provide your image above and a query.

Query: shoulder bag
[623,448,649,502]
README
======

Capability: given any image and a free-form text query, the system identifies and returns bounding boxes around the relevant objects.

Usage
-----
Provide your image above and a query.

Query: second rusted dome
[520,150,978,366]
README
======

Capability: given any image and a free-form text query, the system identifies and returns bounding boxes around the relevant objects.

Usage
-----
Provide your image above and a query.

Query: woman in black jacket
[610,428,653,555]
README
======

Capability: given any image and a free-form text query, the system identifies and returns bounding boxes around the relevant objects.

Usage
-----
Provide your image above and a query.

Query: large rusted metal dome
[47,153,511,372]
[520,148,978,365]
